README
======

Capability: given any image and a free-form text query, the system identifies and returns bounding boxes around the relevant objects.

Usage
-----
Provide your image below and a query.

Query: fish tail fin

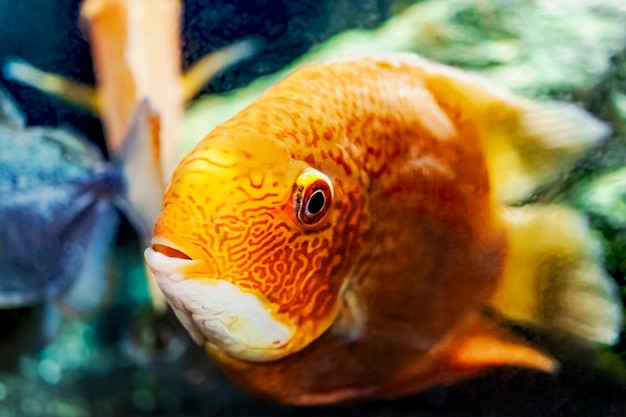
[489,204,623,346]
[3,59,99,113]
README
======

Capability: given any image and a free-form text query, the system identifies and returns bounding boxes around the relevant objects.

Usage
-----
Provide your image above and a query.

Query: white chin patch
[144,248,294,362]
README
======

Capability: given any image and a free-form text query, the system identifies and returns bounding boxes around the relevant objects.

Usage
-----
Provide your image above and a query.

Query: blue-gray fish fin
[56,201,120,317]
[41,301,65,343]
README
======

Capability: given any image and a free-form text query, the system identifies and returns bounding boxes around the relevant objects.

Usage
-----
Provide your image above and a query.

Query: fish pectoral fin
[56,202,120,317]
[443,312,557,373]
[489,204,623,346]
[3,59,99,114]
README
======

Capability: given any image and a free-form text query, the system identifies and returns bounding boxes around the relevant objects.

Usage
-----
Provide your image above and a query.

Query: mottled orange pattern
[151,55,578,404]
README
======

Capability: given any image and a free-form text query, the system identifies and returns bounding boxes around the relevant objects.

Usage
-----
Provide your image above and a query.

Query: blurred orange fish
[4,0,258,310]
[4,0,257,236]
[144,54,622,405]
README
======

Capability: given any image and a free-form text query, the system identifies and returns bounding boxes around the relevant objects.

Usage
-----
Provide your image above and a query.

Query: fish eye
[288,168,333,229]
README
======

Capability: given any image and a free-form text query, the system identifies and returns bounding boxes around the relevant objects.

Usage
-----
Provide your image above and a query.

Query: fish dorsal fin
[485,101,609,203]
[394,54,609,203]
[442,311,557,373]
[489,204,623,346]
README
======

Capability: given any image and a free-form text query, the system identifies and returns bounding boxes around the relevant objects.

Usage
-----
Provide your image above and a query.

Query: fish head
[145,129,366,362]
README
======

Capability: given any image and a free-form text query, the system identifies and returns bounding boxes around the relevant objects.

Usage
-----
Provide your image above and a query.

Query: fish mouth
[152,242,191,260]
[146,236,219,278]
[151,236,194,261]
[144,237,201,282]
[144,238,296,362]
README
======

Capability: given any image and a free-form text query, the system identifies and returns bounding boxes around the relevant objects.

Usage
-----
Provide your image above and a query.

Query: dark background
[0,0,393,154]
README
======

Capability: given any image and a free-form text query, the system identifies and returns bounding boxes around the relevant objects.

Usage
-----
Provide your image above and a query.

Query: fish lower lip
[144,247,197,279]
[146,237,220,278]
[144,237,199,277]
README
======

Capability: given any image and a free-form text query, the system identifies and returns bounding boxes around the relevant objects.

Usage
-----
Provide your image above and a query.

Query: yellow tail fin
[489,204,622,345]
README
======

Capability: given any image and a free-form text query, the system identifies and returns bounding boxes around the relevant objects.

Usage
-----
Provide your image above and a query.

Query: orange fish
[144,54,622,405]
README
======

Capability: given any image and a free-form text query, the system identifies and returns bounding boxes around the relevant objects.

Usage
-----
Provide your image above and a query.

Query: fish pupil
[306,189,326,215]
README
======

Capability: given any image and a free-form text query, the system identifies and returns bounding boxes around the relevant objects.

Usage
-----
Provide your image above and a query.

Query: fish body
[145,54,621,404]
[0,88,123,313]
